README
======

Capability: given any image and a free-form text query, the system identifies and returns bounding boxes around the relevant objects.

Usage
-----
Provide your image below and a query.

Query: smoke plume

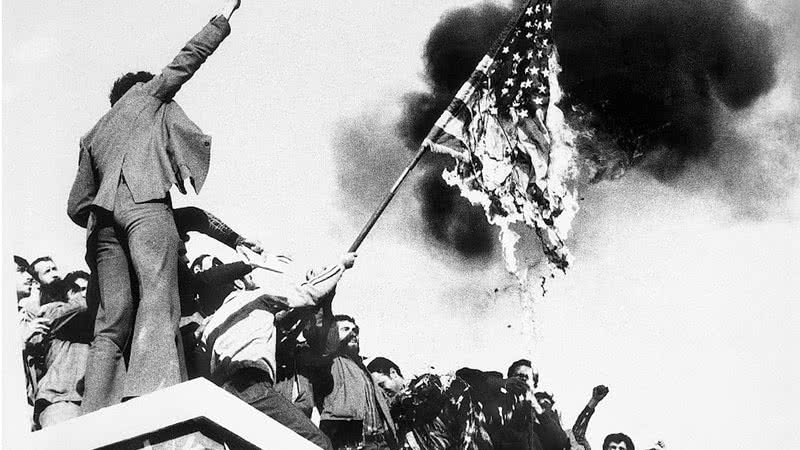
[397,2,519,259]
[553,0,779,178]
[335,0,787,259]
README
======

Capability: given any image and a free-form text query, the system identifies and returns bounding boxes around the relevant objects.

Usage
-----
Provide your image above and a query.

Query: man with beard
[308,316,398,449]
[28,257,64,306]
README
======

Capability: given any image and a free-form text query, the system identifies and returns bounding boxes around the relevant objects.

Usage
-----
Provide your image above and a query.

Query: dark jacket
[457,367,570,450]
[67,16,232,235]
[305,305,398,447]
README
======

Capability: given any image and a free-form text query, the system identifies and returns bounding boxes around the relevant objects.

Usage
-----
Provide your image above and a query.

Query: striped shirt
[200,261,346,383]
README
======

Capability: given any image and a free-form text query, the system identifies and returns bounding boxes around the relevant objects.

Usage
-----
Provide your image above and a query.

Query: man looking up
[67,0,244,413]
[28,257,64,306]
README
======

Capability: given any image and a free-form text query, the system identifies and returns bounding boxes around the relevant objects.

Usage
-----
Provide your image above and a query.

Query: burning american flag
[423,0,579,275]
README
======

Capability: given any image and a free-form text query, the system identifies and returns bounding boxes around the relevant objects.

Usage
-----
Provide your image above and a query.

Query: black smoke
[334,0,782,260]
[396,0,779,257]
[553,0,778,178]
[398,2,519,259]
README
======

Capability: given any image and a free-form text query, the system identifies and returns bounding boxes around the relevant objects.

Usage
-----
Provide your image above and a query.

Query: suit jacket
[67,16,232,233]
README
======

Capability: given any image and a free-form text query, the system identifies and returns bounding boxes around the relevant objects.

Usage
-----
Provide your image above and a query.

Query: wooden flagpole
[347,143,429,252]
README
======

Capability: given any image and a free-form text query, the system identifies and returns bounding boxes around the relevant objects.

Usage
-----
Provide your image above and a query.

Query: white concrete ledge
[25,378,319,449]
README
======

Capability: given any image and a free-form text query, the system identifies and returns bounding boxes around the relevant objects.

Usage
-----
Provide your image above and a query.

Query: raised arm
[245,253,356,310]
[146,0,241,101]
[572,385,608,450]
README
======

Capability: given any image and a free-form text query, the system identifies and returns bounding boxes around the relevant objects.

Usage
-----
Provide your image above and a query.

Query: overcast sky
[3,1,799,448]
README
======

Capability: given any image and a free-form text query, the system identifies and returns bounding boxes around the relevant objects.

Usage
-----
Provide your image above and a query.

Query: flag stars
[538,84,547,93]
[512,53,522,62]
[502,46,510,54]
[505,77,515,86]
[544,19,552,30]
[533,97,544,105]
[526,6,533,15]
[518,109,529,118]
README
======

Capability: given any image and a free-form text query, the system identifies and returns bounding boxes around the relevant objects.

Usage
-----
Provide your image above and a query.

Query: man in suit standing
[67,0,243,414]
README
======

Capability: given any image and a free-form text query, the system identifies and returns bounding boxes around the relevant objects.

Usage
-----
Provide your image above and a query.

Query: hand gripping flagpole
[347,142,430,252]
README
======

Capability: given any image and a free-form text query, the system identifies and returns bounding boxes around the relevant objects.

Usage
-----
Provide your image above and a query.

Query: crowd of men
[15,0,666,448]
[16,251,664,450]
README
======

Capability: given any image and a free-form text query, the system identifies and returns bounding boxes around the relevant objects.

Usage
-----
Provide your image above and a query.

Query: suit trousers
[222,368,333,450]
[81,180,183,414]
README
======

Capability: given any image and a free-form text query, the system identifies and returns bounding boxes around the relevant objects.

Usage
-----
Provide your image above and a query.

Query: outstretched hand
[340,252,357,269]
[239,247,293,273]
[236,237,264,256]
[219,0,242,20]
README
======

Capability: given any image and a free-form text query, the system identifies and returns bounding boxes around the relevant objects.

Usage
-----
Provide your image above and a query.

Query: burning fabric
[424,0,579,275]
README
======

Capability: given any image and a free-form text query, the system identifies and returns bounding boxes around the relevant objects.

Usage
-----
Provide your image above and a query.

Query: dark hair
[190,254,223,272]
[603,433,635,450]
[14,255,29,272]
[109,71,155,106]
[507,358,532,377]
[333,314,357,325]
[367,357,403,378]
[64,270,90,292]
[28,256,54,280]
